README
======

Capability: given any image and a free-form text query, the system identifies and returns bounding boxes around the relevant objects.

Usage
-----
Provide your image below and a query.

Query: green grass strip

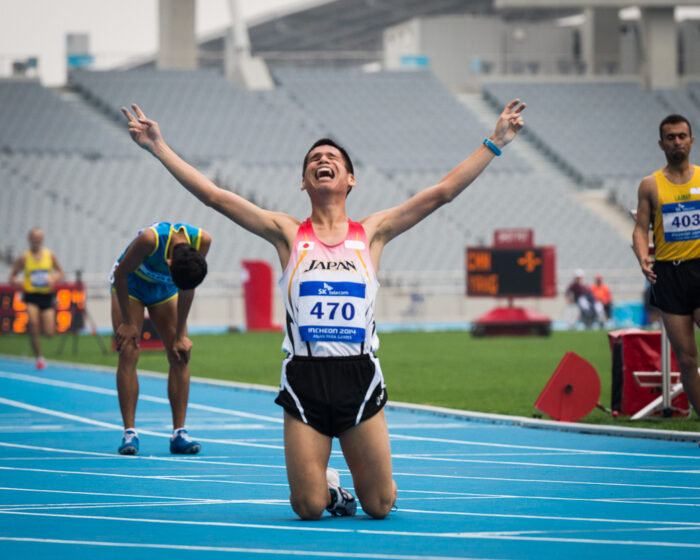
[1,330,698,432]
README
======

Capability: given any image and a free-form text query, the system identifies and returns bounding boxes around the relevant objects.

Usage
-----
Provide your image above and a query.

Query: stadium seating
[68,69,324,164]
[273,68,530,173]
[1,69,666,300]
[1,151,635,278]
[482,81,675,184]
[0,79,133,157]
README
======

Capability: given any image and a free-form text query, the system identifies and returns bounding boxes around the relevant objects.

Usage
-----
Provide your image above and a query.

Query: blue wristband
[483,138,502,156]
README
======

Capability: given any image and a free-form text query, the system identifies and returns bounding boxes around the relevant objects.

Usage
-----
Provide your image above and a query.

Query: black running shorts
[22,292,56,311]
[652,258,700,315]
[275,354,387,438]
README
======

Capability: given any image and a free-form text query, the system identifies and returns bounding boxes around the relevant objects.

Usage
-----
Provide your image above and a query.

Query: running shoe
[36,357,46,370]
[118,429,139,455]
[325,467,357,517]
[170,429,201,455]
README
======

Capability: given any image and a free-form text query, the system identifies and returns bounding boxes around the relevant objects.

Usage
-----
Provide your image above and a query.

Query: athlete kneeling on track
[121,99,526,519]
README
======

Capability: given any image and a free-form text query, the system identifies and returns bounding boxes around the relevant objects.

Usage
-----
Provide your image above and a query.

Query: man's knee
[119,344,140,365]
[679,359,700,382]
[358,482,396,519]
[166,352,189,372]
[290,493,327,521]
[676,351,698,376]
[359,494,394,519]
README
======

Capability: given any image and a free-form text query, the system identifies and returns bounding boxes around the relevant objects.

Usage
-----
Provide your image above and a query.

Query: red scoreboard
[0,283,86,334]
[466,229,556,298]
[466,247,557,298]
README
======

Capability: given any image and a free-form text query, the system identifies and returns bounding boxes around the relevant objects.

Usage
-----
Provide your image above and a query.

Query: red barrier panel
[241,260,281,332]
[608,328,689,416]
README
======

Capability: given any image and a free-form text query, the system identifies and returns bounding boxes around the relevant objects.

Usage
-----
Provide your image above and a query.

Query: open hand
[491,99,526,148]
[115,322,140,353]
[121,103,163,153]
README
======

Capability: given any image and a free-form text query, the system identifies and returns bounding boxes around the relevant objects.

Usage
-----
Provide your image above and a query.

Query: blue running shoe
[326,468,357,517]
[118,429,139,455]
[170,429,201,455]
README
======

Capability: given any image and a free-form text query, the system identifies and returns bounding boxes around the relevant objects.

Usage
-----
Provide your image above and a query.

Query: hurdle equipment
[534,351,601,422]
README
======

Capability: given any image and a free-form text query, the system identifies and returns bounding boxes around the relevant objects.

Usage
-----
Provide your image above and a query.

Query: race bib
[30,269,50,288]
[662,200,700,242]
[298,281,366,343]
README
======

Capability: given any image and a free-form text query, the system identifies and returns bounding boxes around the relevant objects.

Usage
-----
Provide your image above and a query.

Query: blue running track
[1,356,699,559]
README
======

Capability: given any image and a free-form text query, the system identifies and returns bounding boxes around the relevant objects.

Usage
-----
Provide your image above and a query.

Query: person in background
[8,228,64,369]
[565,269,604,327]
[590,274,613,321]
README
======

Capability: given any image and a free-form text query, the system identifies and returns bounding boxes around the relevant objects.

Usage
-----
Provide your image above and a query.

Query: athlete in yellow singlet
[633,114,700,418]
[8,228,64,369]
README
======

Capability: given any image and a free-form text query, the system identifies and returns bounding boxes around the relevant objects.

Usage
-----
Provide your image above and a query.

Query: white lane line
[0,456,238,462]
[6,490,696,513]
[392,454,699,475]
[0,371,283,423]
[442,525,700,538]
[2,498,289,512]
[0,466,289,487]
[3,478,697,511]
[392,508,700,528]
[2,442,699,494]
[388,423,474,429]
[403,452,588,458]
[396,473,700,491]
[391,434,700,461]
[0,486,220,501]
[459,535,700,548]
[397,493,700,508]
[2,510,700,541]
[0,399,284,450]
[617,496,700,502]
[0,538,478,560]
[0,442,286,469]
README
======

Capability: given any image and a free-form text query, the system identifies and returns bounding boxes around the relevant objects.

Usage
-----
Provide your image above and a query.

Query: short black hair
[170,243,207,290]
[302,138,354,177]
[659,114,692,140]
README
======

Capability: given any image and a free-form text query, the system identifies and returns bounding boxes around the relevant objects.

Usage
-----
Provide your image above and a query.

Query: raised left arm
[366,99,525,252]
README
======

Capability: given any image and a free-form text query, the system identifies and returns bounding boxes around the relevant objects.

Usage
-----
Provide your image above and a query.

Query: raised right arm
[121,104,297,263]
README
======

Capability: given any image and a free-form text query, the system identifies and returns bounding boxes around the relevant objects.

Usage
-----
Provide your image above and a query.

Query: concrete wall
[383,15,577,91]
[157,0,197,70]
[503,20,576,75]
[680,19,700,76]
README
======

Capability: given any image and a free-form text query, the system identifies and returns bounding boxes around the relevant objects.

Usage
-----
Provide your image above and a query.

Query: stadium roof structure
[196,0,578,69]
[496,0,699,7]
